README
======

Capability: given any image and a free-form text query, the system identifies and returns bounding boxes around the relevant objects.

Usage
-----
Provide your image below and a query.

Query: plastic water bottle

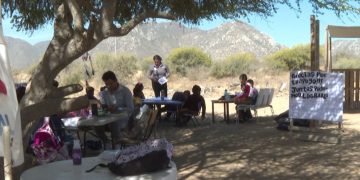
[160,90,165,100]
[72,139,82,165]
[224,89,229,101]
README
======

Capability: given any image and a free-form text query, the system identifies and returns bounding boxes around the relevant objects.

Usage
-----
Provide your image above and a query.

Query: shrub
[58,53,139,86]
[92,53,139,84]
[140,56,154,73]
[265,44,310,71]
[166,47,212,76]
[211,53,256,78]
[58,61,83,85]
[333,55,360,69]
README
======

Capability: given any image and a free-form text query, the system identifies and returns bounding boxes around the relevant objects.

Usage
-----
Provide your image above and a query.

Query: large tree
[1,0,360,167]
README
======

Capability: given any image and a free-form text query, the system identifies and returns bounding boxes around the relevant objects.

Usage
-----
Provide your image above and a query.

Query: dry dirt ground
[15,73,360,179]
[157,94,360,180]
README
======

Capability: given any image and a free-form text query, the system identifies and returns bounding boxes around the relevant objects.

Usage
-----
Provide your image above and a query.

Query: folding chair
[116,109,158,148]
[182,102,202,127]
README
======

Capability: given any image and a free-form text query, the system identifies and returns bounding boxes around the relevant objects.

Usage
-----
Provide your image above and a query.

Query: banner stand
[289,119,343,144]
[3,126,12,180]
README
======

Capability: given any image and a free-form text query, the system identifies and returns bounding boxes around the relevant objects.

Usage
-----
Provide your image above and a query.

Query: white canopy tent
[325,25,360,71]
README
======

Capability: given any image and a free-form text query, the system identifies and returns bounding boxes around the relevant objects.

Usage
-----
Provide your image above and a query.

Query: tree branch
[65,0,85,32]
[114,11,176,36]
[100,0,117,36]
[21,96,89,165]
[48,84,84,98]
[54,3,73,40]
[21,96,89,135]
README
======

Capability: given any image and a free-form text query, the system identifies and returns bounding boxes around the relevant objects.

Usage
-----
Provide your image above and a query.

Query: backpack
[31,117,68,164]
[88,138,173,176]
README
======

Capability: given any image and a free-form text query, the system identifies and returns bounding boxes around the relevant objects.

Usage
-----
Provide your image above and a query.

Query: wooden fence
[332,69,360,112]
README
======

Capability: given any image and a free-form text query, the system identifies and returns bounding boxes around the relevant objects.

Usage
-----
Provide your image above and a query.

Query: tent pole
[3,126,13,180]
[325,29,329,71]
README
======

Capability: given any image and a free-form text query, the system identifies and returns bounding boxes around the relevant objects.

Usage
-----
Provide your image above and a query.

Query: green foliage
[58,53,139,85]
[3,1,359,32]
[140,56,154,73]
[265,44,311,71]
[211,53,256,78]
[92,53,139,84]
[333,54,360,69]
[58,61,83,85]
[167,47,212,76]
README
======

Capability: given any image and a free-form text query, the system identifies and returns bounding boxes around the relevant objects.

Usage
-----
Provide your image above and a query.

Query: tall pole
[310,15,320,71]
[114,37,117,56]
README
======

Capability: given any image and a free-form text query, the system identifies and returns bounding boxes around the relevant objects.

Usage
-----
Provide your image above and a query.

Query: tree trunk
[18,38,95,170]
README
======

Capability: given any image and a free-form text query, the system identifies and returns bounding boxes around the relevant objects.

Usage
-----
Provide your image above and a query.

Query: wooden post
[310,15,316,70]
[3,126,12,180]
[310,15,320,71]
[310,15,320,130]
[315,20,320,70]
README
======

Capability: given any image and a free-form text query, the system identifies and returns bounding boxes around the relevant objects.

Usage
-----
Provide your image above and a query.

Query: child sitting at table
[178,85,206,126]
[234,74,252,122]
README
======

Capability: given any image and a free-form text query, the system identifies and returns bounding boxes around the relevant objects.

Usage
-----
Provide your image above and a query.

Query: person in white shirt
[95,71,134,149]
[147,55,170,97]
[247,79,258,105]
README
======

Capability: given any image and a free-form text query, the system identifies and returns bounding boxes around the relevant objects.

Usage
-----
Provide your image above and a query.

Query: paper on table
[158,77,167,85]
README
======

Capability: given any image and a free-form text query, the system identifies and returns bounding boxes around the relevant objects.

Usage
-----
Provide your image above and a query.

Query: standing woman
[147,55,170,97]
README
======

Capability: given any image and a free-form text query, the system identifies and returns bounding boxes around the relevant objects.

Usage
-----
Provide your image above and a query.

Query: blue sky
[2,3,360,47]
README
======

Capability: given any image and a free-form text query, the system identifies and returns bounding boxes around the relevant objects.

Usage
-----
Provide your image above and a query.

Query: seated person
[178,85,206,126]
[133,82,145,99]
[95,71,134,149]
[165,90,190,119]
[66,86,99,118]
[247,79,258,105]
[234,74,252,122]
[133,82,145,113]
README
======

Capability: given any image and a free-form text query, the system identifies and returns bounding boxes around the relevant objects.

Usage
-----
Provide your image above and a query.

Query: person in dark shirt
[179,85,206,126]
[165,90,190,120]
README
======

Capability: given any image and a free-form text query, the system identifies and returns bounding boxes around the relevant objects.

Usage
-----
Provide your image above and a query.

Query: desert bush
[140,56,154,73]
[211,52,256,78]
[92,53,139,84]
[58,61,83,85]
[265,44,310,71]
[333,55,360,69]
[58,53,139,85]
[166,47,212,76]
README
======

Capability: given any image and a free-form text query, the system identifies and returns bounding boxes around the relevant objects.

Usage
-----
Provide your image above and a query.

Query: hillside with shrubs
[13,44,360,99]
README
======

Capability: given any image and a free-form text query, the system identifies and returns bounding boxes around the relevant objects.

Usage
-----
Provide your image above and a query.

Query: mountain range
[5,21,360,70]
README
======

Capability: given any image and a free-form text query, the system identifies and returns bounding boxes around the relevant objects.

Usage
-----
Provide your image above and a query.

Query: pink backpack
[31,117,64,164]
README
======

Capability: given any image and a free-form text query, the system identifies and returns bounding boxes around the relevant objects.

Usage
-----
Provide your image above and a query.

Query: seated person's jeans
[95,115,129,145]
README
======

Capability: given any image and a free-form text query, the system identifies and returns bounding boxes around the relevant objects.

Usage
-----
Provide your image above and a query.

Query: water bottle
[90,100,98,116]
[72,139,82,165]
[160,90,165,100]
[224,89,229,101]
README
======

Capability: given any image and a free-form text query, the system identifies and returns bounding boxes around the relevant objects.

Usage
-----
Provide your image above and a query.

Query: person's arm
[201,96,206,119]
[165,64,170,78]
[123,87,135,116]
[147,65,155,81]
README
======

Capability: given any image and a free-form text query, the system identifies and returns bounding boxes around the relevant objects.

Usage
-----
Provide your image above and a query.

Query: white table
[62,112,127,153]
[78,112,127,127]
[20,157,177,180]
[61,112,127,129]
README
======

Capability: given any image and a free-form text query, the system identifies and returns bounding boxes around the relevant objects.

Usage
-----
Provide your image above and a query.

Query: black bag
[108,150,170,176]
[87,139,173,176]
